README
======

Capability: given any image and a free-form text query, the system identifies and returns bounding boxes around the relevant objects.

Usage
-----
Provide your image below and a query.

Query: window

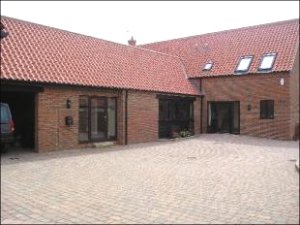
[260,100,274,119]
[203,62,213,71]
[258,53,276,71]
[79,96,117,142]
[107,98,117,139]
[235,56,253,73]
[90,98,106,140]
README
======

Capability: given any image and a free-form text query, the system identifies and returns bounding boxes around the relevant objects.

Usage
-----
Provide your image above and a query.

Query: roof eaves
[189,70,292,79]
[0,76,201,96]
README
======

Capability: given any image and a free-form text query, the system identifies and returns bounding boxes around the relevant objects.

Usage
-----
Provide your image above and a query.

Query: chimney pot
[128,36,136,46]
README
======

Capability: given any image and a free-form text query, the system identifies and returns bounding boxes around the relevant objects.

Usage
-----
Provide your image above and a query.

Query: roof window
[203,62,213,71]
[258,53,276,71]
[235,56,253,73]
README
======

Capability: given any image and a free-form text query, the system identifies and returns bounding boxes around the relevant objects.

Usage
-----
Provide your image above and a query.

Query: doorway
[1,91,36,151]
[90,97,107,140]
[79,96,117,142]
[207,101,240,134]
[158,96,194,138]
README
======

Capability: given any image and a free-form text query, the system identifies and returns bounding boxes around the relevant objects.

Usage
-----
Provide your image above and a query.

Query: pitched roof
[141,19,299,78]
[0,16,200,96]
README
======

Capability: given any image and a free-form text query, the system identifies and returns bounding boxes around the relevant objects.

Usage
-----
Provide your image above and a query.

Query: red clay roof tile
[141,19,299,78]
[0,16,200,96]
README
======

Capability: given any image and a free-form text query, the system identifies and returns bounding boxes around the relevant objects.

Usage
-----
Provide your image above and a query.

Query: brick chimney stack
[128,36,136,46]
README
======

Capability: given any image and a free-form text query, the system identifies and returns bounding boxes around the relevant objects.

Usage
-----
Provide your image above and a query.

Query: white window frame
[258,53,277,71]
[235,56,253,73]
[203,62,213,71]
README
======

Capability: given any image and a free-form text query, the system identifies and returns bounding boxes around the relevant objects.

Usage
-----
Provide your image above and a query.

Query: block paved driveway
[1,134,299,224]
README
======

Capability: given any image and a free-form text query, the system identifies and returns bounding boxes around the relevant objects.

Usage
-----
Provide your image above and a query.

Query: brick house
[0,16,299,152]
[142,19,299,141]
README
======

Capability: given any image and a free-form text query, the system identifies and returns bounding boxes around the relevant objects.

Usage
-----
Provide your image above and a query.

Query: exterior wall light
[280,78,285,86]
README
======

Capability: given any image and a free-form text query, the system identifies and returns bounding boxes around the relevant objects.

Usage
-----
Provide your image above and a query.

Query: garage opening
[1,83,42,152]
[158,95,195,138]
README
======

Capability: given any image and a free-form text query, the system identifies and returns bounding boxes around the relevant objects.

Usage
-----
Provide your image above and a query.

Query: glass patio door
[207,101,240,134]
[91,97,107,141]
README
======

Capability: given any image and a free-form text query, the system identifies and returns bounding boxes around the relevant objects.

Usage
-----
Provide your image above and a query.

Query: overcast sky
[1,1,299,45]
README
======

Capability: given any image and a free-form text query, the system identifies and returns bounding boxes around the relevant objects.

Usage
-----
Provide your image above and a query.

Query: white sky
[1,1,299,45]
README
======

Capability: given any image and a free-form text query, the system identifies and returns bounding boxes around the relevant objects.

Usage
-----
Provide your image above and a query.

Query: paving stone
[1,134,299,224]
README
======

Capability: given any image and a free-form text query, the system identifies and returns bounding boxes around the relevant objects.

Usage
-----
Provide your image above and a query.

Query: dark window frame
[79,96,90,142]
[107,97,118,140]
[78,96,117,143]
[258,53,277,72]
[260,100,274,119]
[234,55,254,74]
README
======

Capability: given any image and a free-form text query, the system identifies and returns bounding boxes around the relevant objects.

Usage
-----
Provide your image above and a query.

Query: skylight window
[203,62,213,71]
[235,56,253,73]
[258,53,276,71]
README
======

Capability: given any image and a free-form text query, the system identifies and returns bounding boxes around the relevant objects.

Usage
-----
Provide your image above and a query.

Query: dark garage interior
[158,96,194,138]
[1,91,36,151]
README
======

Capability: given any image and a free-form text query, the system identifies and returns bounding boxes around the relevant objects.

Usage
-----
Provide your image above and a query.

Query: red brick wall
[127,91,158,144]
[289,48,299,140]
[35,71,295,152]
[127,91,202,144]
[201,73,292,140]
[37,86,123,152]
[36,86,202,152]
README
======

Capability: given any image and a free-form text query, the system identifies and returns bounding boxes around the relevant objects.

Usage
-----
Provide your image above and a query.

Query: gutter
[125,90,128,145]
[200,96,204,134]
[199,78,203,134]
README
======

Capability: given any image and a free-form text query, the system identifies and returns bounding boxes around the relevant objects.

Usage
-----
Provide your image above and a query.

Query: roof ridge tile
[140,18,299,46]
